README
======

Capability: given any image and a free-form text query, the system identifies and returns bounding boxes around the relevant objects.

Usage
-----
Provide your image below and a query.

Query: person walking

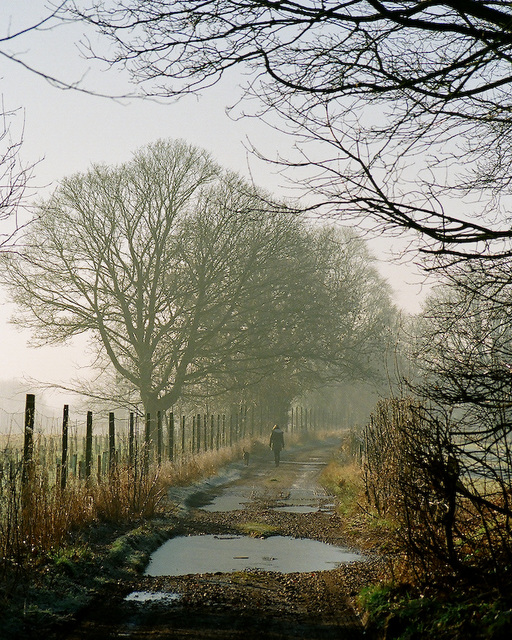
[269,424,285,467]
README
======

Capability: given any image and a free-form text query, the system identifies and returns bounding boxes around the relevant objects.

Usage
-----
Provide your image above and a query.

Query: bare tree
[68,1,512,259]
[203,226,398,423]
[0,2,94,251]
[0,107,32,249]
[0,139,394,420]
[410,259,512,436]
[372,273,512,577]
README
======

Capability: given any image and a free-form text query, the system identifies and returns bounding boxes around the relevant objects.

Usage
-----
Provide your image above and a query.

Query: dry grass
[0,438,256,571]
[0,463,165,566]
[159,442,247,487]
[321,460,363,511]
[92,465,164,522]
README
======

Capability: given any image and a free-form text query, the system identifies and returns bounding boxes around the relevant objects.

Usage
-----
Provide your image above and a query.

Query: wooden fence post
[168,412,174,462]
[157,410,162,465]
[144,413,151,473]
[85,411,93,482]
[129,412,135,466]
[22,394,35,488]
[108,412,116,473]
[61,405,69,491]
[71,453,78,476]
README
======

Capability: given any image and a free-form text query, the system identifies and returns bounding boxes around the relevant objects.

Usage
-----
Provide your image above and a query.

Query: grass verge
[0,520,172,639]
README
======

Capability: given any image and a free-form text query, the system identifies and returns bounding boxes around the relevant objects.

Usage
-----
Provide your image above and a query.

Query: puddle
[272,501,335,514]
[185,489,249,512]
[125,591,182,604]
[273,505,320,514]
[180,458,332,513]
[200,494,248,512]
[145,535,364,576]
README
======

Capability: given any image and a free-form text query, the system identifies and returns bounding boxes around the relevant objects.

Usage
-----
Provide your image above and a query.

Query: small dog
[243,448,250,466]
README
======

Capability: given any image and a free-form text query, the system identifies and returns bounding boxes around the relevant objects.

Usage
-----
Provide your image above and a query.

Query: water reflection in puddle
[145,535,363,576]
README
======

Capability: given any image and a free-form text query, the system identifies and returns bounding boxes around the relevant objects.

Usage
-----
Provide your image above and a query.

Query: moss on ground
[238,521,279,538]
[360,582,512,640]
[0,520,173,639]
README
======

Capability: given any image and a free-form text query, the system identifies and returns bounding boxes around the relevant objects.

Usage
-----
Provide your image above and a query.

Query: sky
[0,1,429,416]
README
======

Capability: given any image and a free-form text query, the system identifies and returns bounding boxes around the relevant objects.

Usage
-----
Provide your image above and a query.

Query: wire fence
[0,395,343,490]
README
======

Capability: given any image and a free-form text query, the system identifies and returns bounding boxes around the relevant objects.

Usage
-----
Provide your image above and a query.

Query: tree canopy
[411,264,512,420]
[70,1,512,259]
[1,139,395,416]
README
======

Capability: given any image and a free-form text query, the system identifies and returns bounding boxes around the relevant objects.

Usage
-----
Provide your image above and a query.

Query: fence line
[0,394,345,490]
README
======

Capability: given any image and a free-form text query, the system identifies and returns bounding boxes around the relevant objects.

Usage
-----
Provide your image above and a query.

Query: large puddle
[145,534,363,576]
[197,493,249,512]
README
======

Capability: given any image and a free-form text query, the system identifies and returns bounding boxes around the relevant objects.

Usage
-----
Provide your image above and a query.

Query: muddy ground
[61,437,383,639]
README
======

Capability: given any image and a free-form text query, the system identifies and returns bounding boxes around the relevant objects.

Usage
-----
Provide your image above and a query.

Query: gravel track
[63,438,381,639]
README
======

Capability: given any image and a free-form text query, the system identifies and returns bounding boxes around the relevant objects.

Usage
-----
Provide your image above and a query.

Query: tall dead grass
[159,439,250,487]
[1,459,92,572]
[321,459,363,515]
[0,437,256,576]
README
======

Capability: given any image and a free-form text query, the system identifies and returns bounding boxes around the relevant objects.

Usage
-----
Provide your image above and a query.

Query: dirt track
[62,437,379,639]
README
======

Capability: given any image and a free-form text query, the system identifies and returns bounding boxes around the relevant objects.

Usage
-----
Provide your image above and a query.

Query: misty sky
[0,1,427,411]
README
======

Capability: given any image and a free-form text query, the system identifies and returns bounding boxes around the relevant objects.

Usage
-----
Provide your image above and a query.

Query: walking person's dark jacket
[270,425,285,466]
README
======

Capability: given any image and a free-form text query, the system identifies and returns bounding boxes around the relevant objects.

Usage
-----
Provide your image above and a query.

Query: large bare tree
[68,1,512,259]
[1,139,393,418]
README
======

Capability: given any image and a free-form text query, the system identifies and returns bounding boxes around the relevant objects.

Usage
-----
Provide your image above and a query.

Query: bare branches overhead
[71,1,512,257]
